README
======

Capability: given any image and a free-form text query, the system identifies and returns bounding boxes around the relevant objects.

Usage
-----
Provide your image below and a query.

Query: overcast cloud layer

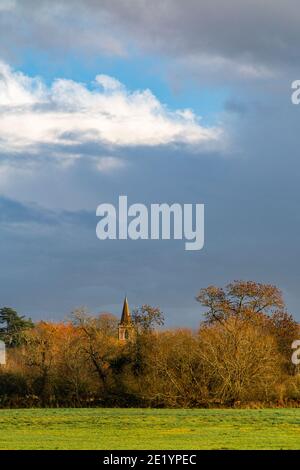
[0,0,299,325]
[1,1,300,75]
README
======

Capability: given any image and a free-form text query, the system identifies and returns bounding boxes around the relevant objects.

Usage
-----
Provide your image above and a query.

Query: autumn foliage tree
[0,284,299,408]
[70,308,125,402]
[132,305,164,333]
[197,318,282,404]
[196,281,285,324]
[21,322,75,405]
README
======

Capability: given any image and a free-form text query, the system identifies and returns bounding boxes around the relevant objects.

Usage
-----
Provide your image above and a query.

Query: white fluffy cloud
[0,61,223,154]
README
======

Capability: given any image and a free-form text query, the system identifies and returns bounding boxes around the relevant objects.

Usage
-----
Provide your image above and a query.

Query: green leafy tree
[0,307,34,347]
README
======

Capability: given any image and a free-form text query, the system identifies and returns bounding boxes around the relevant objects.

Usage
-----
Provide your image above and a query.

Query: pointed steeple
[118,296,134,341]
[120,296,131,325]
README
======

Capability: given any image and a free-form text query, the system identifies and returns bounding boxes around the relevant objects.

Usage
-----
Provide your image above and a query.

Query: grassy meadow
[0,408,299,450]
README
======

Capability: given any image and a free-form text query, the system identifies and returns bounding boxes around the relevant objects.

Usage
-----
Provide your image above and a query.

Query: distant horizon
[4,280,297,331]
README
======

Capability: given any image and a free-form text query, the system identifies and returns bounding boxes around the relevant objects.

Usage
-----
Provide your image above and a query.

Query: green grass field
[0,408,299,450]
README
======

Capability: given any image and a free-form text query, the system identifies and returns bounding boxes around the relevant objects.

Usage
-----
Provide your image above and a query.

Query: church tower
[118,296,134,341]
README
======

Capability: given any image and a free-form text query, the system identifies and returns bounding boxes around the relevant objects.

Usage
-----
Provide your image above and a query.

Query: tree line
[0,280,300,408]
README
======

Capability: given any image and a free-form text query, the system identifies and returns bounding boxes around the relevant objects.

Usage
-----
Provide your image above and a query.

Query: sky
[0,0,300,326]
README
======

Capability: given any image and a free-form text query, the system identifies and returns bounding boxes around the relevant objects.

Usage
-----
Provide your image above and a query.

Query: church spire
[120,296,131,325]
[118,296,134,341]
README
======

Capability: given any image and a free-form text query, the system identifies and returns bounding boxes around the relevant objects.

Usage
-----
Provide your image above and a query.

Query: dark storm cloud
[1,0,300,72]
[224,99,248,115]
[97,0,300,69]
[0,194,94,228]
[1,97,300,326]
[0,0,126,61]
